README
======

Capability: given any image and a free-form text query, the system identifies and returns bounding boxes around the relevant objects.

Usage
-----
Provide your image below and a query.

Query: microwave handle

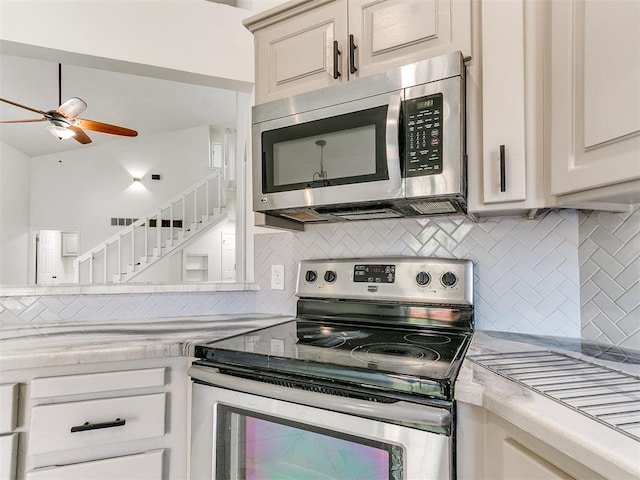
[386,93,403,191]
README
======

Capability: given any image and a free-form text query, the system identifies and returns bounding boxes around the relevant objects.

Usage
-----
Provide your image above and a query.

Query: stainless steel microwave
[252,51,466,224]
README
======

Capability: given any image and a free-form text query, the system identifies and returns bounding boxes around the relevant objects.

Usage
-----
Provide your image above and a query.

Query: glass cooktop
[193,318,472,400]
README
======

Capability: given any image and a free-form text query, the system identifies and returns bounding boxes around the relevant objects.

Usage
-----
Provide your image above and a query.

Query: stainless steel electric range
[189,257,474,480]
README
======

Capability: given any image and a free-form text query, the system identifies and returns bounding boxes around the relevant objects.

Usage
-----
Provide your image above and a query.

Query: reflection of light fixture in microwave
[313,139,328,184]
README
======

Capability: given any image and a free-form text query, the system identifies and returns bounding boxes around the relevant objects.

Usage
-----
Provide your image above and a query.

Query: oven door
[189,367,451,480]
[252,91,403,214]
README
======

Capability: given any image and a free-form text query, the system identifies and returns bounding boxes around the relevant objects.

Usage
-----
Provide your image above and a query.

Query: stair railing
[74,170,224,284]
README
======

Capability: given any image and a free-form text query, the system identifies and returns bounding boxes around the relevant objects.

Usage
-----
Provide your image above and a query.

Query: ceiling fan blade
[68,125,92,144]
[0,118,46,124]
[57,97,87,119]
[0,97,47,116]
[75,118,138,137]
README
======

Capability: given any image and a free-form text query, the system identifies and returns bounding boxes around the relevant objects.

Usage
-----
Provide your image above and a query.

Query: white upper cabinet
[246,0,639,213]
[245,0,472,104]
[247,1,348,104]
[549,0,640,207]
[347,0,472,79]
[467,0,547,215]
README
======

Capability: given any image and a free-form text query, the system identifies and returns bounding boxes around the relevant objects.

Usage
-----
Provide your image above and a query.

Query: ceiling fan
[0,63,137,145]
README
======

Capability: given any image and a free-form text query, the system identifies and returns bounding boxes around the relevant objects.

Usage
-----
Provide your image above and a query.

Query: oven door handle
[189,365,450,429]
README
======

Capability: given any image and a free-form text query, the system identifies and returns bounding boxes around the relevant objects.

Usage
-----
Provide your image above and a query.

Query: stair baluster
[74,171,225,284]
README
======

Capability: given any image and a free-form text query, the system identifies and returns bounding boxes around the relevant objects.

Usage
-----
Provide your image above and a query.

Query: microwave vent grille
[409,201,459,215]
[332,208,404,221]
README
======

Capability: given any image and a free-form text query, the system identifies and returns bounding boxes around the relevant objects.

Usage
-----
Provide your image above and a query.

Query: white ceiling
[0,54,239,158]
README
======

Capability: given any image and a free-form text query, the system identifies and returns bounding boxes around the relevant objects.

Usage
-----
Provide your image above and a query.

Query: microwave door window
[273,125,375,187]
[262,105,389,193]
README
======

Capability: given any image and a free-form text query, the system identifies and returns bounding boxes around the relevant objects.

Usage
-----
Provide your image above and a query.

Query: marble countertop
[2,318,638,477]
[0,314,291,371]
[457,330,640,479]
[0,281,260,297]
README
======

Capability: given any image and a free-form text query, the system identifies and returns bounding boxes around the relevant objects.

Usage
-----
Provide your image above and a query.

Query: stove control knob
[415,271,431,286]
[305,270,317,283]
[324,270,337,283]
[441,271,458,287]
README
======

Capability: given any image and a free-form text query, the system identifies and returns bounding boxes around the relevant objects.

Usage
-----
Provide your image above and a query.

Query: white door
[36,230,65,285]
[221,232,235,281]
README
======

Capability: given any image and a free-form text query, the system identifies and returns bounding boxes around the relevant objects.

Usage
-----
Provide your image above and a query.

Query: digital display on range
[354,264,395,283]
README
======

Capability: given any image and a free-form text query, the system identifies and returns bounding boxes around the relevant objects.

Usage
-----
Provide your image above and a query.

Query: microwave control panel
[403,93,443,177]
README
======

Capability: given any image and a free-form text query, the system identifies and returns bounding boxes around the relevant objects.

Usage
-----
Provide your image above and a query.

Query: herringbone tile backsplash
[255,210,581,337]
[0,291,257,324]
[579,208,640,349]
[2,208,635,346]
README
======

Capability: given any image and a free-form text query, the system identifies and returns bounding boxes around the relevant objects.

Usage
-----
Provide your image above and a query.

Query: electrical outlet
[270,338,285,354]
[271,265,285,290]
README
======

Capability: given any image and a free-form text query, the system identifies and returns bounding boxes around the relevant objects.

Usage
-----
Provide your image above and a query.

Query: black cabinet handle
[71,418,126,433]
[349,34,358,74]
[499,144,506,192]
[333,40,341,79]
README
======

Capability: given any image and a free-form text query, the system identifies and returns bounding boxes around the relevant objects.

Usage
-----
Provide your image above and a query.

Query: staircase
[74,170,226,284]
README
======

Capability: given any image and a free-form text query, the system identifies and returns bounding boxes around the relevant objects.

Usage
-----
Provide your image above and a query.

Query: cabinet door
[468,0,545,213]
[29,393,166,455]
[348,0,472,79]
[253,1,347,104]
[0,434,18,480]
[0,384,18,434]
[549,0,640,203]
[25,450,163,480]
[61,232,78,257]
[502,439,574,480]
[480,0,527,205]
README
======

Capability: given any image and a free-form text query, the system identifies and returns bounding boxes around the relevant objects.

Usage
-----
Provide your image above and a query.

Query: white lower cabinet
[25,450,164,480]
[29,393,166,455]
[456,403,605,480]
[0,383,19,480]
[501,439,572,480]
[0,357,189,480]
[0,434,18,480]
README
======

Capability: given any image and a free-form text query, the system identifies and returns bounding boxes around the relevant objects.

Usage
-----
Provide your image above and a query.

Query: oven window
[216,405,404,480]
[261,105,389,193]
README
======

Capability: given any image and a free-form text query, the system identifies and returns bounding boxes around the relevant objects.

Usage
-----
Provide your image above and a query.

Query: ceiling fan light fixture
[47,125,75,140]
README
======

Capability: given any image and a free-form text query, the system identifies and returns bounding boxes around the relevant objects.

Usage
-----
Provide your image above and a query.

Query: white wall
[0,1,255,91]
[29,126,213,252]
[0,141,30,284]
[237,0,292,12]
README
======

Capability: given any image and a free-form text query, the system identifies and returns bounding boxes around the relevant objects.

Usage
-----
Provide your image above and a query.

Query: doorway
[34,230,78,284]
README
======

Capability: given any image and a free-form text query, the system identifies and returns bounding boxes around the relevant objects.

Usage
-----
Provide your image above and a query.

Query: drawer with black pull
[29,393,166,455]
